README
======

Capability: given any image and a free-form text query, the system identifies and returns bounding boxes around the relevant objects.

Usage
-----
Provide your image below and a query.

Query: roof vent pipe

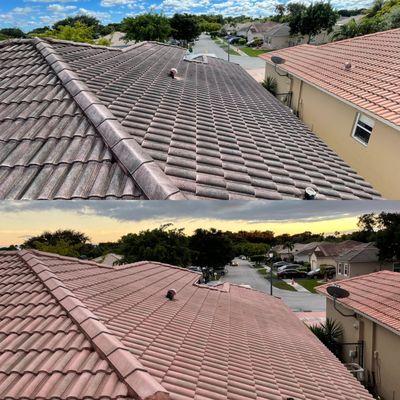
[344,62,352,71]
[166,289,177,300]
[169,68,178,78]
[304,187,317,200]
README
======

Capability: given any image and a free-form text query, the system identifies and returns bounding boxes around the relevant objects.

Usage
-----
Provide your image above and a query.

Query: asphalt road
[192,34,265,82]
[220,258,326,312]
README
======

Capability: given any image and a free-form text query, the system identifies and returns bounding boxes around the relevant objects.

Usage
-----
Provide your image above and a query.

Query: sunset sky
[1,200,400,245]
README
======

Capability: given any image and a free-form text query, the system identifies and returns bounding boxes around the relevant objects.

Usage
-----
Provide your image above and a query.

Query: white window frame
[344,263,349,276]
[352,113,375,146]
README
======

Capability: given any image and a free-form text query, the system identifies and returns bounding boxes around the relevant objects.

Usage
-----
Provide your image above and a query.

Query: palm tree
[309,318,343,357]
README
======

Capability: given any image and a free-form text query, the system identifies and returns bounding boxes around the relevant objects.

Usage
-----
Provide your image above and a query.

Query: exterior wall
[310,253,337,270]
[263,63,400,199]
[326,299,400,399]
[263,36,289,50]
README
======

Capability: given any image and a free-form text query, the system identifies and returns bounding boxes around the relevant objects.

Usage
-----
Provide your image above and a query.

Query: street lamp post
[228,40,230,62]
[268,252,274,296]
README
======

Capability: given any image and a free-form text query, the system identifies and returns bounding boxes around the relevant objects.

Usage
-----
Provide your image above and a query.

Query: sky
[0,0,374,31]
[1,200,400,246]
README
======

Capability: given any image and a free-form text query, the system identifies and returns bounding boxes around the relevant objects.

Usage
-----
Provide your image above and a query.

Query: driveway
[192,34,266,82]
[220,258,326,312]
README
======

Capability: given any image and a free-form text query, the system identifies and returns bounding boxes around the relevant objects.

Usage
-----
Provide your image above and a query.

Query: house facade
[261,29,400,199]
[318,271,400,399]
[336,243,392,279]
[246,22,280,44]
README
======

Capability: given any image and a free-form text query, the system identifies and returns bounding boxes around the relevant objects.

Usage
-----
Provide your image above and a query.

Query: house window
[352,113,375,145]
[338,263,343,274]
[344,263,349,276]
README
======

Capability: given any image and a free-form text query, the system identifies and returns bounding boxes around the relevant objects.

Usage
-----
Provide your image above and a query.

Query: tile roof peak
[17,249,171,400]
[32,38,185,200]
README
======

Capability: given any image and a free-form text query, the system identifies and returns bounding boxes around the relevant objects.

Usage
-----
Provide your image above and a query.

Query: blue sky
[1,0,373,31]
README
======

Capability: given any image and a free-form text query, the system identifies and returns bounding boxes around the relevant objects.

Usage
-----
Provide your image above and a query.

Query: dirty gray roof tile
[0,38,381,199]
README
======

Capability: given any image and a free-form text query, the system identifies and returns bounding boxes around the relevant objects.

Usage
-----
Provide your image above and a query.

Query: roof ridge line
[40,37,122,51]
[18,249,171,400]
[32,38,185,200]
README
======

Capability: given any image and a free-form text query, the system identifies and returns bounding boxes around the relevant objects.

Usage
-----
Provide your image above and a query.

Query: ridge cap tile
[17,249,172,400]
[32,38,185,200]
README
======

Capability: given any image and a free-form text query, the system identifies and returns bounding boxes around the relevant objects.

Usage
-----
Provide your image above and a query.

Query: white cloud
[25,0,78,2]
[77,7,111,20]
[100,0,135,7]
[47,4,77,12]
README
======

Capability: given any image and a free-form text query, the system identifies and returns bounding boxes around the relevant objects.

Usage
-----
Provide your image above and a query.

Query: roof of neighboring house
[318,270,400,335]
[103,31,135,47]
[295,242,323,257]
[337,242,379,263]
[261,28,400,129]
[0,38,380,199]
[264,23,291,38]
[0,249,374,400]
[313,240,363,258]
[93,252,122,266]
[248,22,280,34]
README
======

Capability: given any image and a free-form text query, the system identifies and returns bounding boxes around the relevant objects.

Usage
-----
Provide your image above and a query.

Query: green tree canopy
[190,228,234,271]
[170,13,201,42]
[122,13,171,42]
[118,224,191,266]
[36,22,96,43]
[0,28,25,38]
[287,2,339,43]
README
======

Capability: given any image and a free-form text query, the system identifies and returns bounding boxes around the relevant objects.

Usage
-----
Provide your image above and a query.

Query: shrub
[262,76,278,95]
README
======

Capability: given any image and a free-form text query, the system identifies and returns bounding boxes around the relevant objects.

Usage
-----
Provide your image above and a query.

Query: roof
[295,242,323,257]
[103,32,135,47]
[249,22,280,34]
[261,28,400,129]
[337,242,379,263]
[318,270,400,335]
[0,249,374,400]
[93,252,122,266]
[313,240,363,258]
[0,38,381,200]
[264,23,291,38]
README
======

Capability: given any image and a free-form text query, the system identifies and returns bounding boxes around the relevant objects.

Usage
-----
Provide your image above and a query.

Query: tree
[375,213,400,262]
[190,229,234,271]
[274,4,286,21]
[118,224,191,266]
[0,28,25,38]
[234,242,269,258]
[37,22,96,43]
[287,2,339,43]
[53,15,101,37]
[21,229,92,258]
[309,318,343,356]
[122,13,171,42]
[170,13,201,42]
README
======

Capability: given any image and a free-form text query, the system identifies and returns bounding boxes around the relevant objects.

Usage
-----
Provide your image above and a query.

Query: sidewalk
[283,279,311,293]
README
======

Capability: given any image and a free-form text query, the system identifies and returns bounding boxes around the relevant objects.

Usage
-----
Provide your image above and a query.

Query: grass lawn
[295,278,323,294]
[214,38,240,56]
[256,267,267,276]
[272,279,297,292]
[240,47,269,57]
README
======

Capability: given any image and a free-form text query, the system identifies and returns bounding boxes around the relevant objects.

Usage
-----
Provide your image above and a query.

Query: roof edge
[18,249,171,400]
[32,37,185,200]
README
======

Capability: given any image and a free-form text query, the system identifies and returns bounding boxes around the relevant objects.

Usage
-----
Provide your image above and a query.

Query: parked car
[230,261,239,266]
[307,266,336,279]
[273,261,290,269]
[277,268,308,279]
[277,264,302,272]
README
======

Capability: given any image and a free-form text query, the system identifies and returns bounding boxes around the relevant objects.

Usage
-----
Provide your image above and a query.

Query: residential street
[220,258,326,312]
[193,34,266,82]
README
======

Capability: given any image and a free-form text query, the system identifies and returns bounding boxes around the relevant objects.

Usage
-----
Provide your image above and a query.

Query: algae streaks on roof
[0,249,374,400]
[261,28,400,129]
[0,38,380,199]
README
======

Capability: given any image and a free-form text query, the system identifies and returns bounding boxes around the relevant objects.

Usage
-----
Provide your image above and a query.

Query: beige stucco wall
[327,299,400,399]
[310,253,337,270]
[264,63,400,199]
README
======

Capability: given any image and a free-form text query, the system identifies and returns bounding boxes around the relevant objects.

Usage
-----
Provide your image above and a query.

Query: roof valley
[18,249,171,400]
[32,38,185,200]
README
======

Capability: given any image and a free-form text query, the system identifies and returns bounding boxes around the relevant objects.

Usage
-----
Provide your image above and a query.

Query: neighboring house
[263,23,304,50]
[93,252,122,266]
[0,38,380,200]
[223,22,252,37]
[246,21,280,44]
[102,31,135,47]
[293,241,322,263]
[318,271,400,399]
[0,249,374,400]
[261,28,400,199]
[336,242,392,279]
[309,240,362,270]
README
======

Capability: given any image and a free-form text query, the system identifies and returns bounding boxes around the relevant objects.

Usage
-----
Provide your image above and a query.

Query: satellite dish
[327,285,350,299]
[271,56,286,65]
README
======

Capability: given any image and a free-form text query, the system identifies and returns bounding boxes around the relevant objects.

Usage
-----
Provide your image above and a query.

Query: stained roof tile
[0,38,380,199]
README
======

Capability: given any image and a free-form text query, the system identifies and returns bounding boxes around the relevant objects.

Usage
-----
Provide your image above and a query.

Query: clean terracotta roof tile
[0,38,380,199]
[2,249,375,400]
[261,28,400,130]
